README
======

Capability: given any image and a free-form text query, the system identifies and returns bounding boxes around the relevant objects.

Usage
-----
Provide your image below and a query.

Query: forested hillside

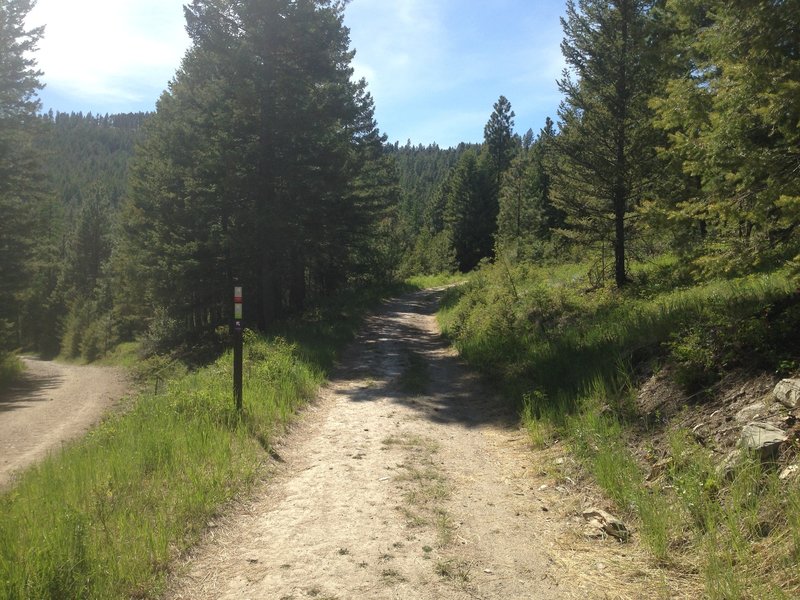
[3,0,799,370]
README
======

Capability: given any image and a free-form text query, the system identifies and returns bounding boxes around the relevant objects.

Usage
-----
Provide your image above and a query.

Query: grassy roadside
[437,258,800,598]
[0,353,23,391]
[0,283,404,599]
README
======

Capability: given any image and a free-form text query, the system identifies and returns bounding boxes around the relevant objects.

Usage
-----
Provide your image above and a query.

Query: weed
[0,352,23,390]
[435,559,471,583]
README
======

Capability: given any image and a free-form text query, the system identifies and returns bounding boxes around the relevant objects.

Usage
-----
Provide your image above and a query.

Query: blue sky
[27,0,567,148]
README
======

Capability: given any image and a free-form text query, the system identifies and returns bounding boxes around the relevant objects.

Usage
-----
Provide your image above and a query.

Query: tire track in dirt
[167,289,576,599]
[0,357,129,489]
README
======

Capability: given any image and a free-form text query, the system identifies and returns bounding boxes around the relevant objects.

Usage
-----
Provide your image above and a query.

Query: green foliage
[666,288,800,392]
[390,141,476,234]
[0,0,45,355]
[651,0,800,275]
[553,0,666,287]
[400,229,457,277]
[483,95,517,188]
[0,351,23,390]
[117,0,397,341]
[439,257,800,592]
[442,149,496,271]
[496,117,562,263]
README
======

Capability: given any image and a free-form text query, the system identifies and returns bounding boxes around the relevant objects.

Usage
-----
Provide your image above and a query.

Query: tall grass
[0,283,400,599]
[0,352,23,390]
[438,258,800,595]
[0,334,318,598]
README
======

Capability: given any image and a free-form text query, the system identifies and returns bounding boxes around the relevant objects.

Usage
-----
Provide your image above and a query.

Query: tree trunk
[614,192,627,287]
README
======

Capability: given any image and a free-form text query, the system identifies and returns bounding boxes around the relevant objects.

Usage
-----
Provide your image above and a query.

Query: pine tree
[483,95,517,190]
[443,150,493,271]
[652,0,800,273]
[0,0,44,351]
[118,0,396,339]
[552,0,664,287]
[496,118,558,261]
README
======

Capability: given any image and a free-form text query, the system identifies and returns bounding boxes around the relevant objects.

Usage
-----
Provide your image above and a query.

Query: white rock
[774,379,800,408]
[740,422,787,459]
[582,508,630,541]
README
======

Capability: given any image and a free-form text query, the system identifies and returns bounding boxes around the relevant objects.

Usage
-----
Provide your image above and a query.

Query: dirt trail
[0,357,129,488]
[169,289,653,599]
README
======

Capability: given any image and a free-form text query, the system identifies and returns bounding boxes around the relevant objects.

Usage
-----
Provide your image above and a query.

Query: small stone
[779,464,799,480]
[538,484,548,491]
[582,508,630,542]
[774,379,800,409]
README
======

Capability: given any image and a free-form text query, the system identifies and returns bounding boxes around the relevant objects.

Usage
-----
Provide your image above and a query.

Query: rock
[735,401,768,423]
[774,379,800,409]
[582,508,630,542]
[740,422,787,460]
[779,464,799,480]
[716,450,741,481]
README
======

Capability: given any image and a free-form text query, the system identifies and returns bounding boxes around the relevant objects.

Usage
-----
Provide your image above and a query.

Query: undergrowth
[0,283,400,599]
[0,352,23,390]
[438,257,800,597]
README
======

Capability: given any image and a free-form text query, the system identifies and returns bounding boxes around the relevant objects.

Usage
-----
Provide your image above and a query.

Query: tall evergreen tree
[0,0,44,351]
[496,117,559,260]
[117,0,396,339]
[483,95,517,190]
[652,0,800,273]
[552,0,663,287]
[443,149,493,271]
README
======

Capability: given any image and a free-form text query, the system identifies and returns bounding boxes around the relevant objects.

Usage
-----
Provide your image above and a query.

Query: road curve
[0,357,129,489]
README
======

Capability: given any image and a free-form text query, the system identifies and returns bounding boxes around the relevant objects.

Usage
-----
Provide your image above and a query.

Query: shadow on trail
[0,359,64,414]
[329,288,519,430]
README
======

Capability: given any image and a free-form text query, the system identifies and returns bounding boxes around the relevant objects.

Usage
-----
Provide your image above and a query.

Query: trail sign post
[233,286,243,411]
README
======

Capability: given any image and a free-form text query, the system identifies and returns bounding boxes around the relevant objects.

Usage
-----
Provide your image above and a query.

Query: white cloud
[345,0,451,101]
[27,0,189,108]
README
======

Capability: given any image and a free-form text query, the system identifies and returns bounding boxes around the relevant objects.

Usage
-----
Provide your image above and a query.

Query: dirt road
[0,357,129,488]
[170,288,604,600]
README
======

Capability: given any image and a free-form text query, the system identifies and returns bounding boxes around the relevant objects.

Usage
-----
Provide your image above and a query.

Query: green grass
[405,272,468,290]
[437,257,800,596]
[0,352,23,391]
[0,283,400,599]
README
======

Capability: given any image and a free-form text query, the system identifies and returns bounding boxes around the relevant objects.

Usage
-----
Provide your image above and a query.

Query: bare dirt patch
[168,289,674,599]
[0,357,129,488]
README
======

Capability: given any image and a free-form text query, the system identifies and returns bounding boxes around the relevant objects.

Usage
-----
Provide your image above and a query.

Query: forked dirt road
[0,357,129,488]
[169,288,661,600]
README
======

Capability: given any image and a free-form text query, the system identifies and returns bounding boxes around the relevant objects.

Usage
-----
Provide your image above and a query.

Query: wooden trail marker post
[233,286,243,411]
